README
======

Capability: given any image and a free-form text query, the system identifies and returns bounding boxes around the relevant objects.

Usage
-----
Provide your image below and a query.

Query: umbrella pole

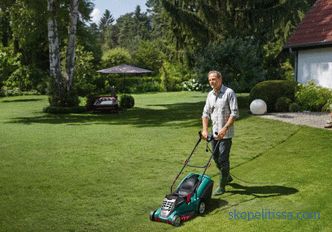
[122,74,125,93]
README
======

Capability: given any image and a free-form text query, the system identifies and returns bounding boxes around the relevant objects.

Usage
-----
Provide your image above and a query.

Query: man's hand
[201,130,209,140]
[216,127,227,140]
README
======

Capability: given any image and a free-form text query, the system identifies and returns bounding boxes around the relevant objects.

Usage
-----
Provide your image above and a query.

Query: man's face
[208,73,222,91]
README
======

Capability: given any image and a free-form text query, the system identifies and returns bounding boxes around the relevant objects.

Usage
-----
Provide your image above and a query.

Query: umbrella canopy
[97,64,153,74]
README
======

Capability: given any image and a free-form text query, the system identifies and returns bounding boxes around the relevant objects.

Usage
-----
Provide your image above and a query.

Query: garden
[0,91,331,231]
[1,1,332,231]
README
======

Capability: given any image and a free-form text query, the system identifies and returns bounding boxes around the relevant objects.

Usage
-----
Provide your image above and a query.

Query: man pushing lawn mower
[150,70,239,227]
[201,70,239,195]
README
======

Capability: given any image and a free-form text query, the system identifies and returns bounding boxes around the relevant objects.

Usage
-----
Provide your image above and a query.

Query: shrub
[295,82,332,112]
[3,65,48,93]
[0,87,22,97]
[0,48,48,93]
[0,48,21,89]
[237,94,250,109]
[249,80,297,112]
[133,80,162,93]
[289,102,301,112]
[106,76,162,93]
[160,61,189,91]
[120,94,135,109]
[47,83,80,107]
[275,97,292,112]
[0,87,40,97]
[4,66,32,90]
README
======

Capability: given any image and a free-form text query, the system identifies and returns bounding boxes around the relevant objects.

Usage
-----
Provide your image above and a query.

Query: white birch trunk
[65,0,79,92]
[47,0,61,87]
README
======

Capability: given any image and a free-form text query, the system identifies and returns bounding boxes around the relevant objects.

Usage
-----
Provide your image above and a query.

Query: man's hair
[208,70,222,79]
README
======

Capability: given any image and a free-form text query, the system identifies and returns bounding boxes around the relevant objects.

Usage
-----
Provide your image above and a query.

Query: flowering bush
[182,79,206,91]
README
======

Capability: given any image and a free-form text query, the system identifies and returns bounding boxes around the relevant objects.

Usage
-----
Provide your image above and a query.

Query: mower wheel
[149,211,155,221]
[198,201,206,214]
[171,215,181,227]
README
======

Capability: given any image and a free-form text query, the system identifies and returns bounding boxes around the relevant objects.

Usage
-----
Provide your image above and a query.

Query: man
[201,70,239,195]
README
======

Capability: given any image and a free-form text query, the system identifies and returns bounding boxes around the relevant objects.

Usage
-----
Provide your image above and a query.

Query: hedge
[249,80,297,112]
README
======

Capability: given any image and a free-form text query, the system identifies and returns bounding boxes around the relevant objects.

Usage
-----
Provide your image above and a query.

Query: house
[284,0,332,89]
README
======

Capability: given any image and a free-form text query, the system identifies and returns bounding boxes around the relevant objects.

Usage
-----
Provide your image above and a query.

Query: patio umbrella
[97,64,153,74]
[97,64,153,92]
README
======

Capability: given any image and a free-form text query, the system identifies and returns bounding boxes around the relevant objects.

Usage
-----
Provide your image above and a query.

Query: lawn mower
[149,132,219,227]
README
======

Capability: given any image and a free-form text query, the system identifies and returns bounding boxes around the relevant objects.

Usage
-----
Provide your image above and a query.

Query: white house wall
[297,47,332,89]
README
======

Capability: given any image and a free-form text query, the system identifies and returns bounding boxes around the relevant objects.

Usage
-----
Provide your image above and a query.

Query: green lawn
[0,92,331,232]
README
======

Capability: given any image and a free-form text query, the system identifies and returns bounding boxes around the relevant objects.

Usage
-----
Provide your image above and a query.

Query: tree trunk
[65,0,79,92]
[47,0,80,107]
[47,0,62,97]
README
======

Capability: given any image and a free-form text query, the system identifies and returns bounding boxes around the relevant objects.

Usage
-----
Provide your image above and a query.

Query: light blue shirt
[202,85,239,139]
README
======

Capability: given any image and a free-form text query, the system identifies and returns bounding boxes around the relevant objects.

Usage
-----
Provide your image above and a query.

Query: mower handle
[170,131,218,193]
[199,130,217,142]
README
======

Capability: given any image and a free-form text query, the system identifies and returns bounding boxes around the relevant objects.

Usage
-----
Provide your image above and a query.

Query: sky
[90,0,148,24]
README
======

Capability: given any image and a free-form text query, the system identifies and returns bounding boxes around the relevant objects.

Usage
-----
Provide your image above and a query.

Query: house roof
[285,0,332,49]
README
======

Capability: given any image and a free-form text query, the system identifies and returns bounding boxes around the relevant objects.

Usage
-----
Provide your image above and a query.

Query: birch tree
[65,0,79,93]
[47,0,79,106]
[47,0,62,101]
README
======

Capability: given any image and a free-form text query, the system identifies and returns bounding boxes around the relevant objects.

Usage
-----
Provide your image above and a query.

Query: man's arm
[216,90,239,140]
[202,116,209,140]
[216,115,235,140]
[201,95,211,140]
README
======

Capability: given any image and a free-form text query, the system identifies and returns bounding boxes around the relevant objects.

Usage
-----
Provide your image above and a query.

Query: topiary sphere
[250,99,267,115]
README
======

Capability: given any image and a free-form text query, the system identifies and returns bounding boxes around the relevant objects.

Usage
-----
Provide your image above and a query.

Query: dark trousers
[212,138,232,187]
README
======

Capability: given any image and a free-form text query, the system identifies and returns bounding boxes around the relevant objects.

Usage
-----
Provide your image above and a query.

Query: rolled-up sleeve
[229,91,239,119]
[202,97,210,119]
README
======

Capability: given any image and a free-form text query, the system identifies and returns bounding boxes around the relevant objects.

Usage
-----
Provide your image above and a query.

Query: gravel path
[257,112,331,129]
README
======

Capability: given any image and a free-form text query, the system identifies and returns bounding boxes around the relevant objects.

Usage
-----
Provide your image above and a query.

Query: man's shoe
[213,187,225,196]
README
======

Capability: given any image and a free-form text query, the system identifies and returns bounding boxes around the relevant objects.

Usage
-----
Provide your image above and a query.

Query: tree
[158,0,316,82]
[132,40,164,71]
[101,47,132,67]
[0,0,99,97]
[112,6,152,52]
[195,38,266,92]
[9,0,49,69]
[47,0,80,106]
[99,9,114,30]
[159,0,316,49]
[98,9,114,49]
[66,0,79,92]
[47,0,62,100]
[0,1,13,47]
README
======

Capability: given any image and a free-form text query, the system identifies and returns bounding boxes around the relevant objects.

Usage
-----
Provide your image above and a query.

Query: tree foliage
[157,0,316,85]
[195,37,266,92]
[132,40,164,71]
[0,0,319,100]
[98,9,114,49]
[101,47,132,67]
[0,0,99,96]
